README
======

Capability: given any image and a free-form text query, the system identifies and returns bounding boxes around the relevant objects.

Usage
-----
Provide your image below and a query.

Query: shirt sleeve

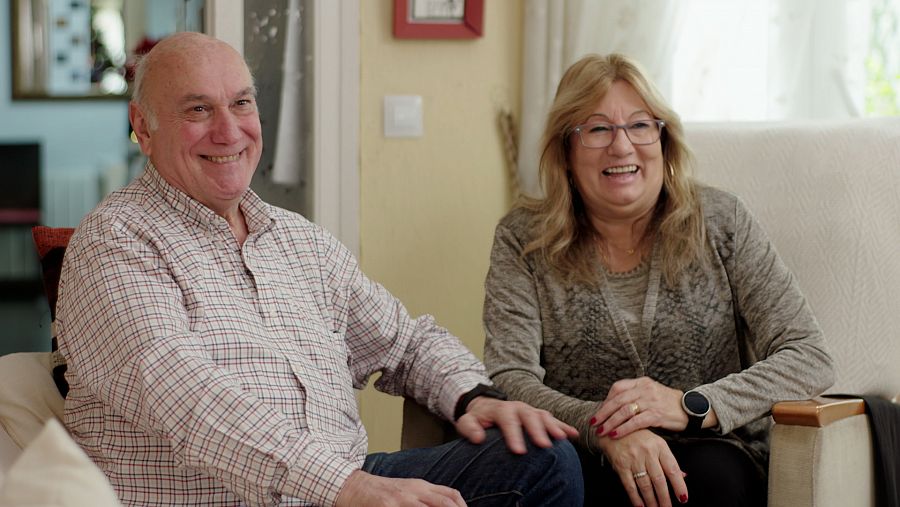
[316,227,490,421]
[58,215,356,507]
[482,222,601,450]
[695,196,835,434]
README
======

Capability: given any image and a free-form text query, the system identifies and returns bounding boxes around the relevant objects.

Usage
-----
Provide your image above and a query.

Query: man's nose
[210,111,241,144]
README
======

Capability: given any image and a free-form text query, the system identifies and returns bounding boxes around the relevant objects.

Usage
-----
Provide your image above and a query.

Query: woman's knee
[675,441,766,506]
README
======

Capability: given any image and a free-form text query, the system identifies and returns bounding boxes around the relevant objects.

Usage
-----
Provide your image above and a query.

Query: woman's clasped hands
[590,377,693,507]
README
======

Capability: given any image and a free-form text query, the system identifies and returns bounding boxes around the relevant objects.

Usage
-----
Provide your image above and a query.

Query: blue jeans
[363,428,584,506]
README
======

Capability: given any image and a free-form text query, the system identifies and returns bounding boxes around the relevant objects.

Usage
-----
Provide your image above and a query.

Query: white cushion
[0,419,120,506]
[0,353,65,449]
[0,427,20,489]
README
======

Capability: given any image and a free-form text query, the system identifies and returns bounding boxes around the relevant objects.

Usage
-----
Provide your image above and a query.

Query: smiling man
[55,33,582,507]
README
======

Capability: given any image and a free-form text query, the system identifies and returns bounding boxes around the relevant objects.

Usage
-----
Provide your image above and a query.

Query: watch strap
[684,412,704,435]
[453,383,508,421]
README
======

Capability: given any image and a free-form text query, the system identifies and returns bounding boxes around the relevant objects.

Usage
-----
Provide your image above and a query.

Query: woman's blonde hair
[522,53,706,286]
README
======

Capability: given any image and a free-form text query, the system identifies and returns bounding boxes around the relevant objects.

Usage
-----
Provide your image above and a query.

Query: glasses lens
[576,120,662,148]
[625,120,661,145]
[578,123,614,148]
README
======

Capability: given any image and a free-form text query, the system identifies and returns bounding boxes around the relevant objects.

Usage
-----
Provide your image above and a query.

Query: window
[670,0,898,121]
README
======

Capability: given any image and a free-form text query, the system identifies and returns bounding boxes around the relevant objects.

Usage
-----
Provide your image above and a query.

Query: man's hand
[454,398,578,454]
[335,470,466,507]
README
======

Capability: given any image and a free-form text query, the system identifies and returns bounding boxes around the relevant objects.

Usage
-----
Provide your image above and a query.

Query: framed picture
[393,0,484,39]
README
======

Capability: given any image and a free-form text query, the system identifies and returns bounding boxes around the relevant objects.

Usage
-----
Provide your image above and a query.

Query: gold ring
[629,402,640,415]
[633,471,648,480]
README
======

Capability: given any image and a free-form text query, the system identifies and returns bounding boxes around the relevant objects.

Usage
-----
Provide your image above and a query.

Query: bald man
[56,32,583,506]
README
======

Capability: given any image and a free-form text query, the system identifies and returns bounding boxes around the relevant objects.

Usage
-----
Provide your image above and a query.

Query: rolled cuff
[276,449,358,507]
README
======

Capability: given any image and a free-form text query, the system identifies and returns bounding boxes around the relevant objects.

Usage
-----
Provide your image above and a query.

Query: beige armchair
[402,118,900,506]
[687,118,900,506]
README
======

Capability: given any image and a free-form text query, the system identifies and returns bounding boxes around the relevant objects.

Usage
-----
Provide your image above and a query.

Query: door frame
[206,0,360,256]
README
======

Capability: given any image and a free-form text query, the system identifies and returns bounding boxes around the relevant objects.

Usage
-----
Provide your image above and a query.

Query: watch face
[684,391,710,416]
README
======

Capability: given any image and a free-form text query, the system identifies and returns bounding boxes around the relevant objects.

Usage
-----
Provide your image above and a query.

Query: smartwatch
[453,383,508,421]
[681,390,710,436]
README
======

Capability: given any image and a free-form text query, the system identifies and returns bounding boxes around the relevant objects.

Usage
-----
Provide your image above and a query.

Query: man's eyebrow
[178,87,257,106]
[179,94,209,105]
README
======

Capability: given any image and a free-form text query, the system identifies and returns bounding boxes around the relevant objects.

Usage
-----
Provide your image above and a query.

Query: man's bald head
[131,32,252,129]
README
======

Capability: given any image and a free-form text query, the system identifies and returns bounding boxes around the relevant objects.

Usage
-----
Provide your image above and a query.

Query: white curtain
[766,0,870,118]
[271,0,304,185]
[674,0,870,120]
[518,0,871,197]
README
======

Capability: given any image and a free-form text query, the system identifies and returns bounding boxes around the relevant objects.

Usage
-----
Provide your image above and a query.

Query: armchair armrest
[768,396,875,507]
[772,396,866,427]
[400,398,457,450]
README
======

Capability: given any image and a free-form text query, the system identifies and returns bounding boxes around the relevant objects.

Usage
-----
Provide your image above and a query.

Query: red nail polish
[609,430,618,437]
[680,494,688,503]
[595,426,602,435]
[590,417,596,425]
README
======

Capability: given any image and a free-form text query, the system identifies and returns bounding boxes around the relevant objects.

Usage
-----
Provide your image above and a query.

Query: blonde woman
[483,54,834,507]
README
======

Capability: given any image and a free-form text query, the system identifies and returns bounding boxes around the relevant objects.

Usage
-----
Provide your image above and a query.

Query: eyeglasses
[571,119,666,149]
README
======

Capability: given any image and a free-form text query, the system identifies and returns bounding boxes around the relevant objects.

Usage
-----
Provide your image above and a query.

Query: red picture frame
[393,0,484,39]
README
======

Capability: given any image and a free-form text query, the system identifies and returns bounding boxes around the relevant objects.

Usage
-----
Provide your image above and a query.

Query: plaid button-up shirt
[57,165,488,506]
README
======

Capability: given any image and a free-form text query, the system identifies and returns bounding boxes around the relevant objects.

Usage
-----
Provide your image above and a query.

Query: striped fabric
[56,164,487,506]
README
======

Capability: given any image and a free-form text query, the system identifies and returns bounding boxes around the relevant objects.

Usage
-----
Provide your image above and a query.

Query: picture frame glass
[411,0,465,21]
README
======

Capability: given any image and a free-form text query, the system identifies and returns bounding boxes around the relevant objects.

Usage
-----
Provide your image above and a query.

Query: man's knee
[428,429,583,506]
[517,434,583,505]
[523,434,581,476]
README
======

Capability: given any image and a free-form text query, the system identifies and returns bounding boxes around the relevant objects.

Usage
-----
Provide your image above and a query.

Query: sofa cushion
[0,419,120,507]
[0,353,64,449]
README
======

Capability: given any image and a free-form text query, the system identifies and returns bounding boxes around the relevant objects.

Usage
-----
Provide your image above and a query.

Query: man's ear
[129,102,153,156]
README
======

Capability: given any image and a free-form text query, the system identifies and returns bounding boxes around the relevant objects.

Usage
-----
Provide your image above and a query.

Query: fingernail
[590,417,596,425]
[595,426,603,435]
[609,430,618,438]
[680,494,688,503]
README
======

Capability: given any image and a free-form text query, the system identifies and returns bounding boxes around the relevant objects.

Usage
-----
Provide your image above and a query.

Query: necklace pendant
[626,248,636,255]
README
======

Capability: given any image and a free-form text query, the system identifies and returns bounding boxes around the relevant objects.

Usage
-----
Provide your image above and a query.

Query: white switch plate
[384,95,423,138]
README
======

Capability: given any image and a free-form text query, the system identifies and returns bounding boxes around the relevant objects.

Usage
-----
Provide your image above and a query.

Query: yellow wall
[357,1,523,452]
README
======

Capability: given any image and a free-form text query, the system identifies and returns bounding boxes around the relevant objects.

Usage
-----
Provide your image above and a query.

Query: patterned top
[56,165,488,506]
[483,186,834,471]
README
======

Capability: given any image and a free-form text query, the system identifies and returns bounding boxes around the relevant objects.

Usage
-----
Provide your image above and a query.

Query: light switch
[384,95,423,138]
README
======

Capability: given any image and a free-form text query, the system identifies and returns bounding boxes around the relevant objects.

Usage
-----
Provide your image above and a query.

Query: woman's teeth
[603,165,638,175]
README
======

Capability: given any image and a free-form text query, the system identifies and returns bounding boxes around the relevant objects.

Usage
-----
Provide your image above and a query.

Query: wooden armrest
[772,396,866,427]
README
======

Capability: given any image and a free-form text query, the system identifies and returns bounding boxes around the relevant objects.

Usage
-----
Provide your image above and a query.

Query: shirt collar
[139,162,276,235]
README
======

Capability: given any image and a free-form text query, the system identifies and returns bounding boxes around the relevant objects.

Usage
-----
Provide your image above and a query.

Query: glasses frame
[570,119,666,149]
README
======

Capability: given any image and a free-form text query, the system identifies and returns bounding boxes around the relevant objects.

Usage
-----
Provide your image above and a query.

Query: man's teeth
[205,154,240,163]
[603,165,638,175]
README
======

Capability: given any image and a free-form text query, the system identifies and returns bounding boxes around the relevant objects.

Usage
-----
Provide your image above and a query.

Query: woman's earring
[667,163,675,178]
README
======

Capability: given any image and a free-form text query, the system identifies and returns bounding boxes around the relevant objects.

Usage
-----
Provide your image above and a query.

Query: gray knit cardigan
[483,185,834,471]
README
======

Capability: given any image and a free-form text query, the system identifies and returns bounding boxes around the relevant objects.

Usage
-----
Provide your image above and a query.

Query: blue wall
[0,0,129,176]
[0,0,128,353]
